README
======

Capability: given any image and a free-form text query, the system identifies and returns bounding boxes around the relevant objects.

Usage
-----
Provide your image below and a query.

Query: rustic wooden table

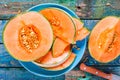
[0,0,120,80]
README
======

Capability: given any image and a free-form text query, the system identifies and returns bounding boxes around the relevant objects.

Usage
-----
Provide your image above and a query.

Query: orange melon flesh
[75,27,90,41]
[52,38,69,57]
[89,16,120,63]
[40,8,75,43]
[115,20,120,36]
[73,18,83,30]
[115,20,120,55]
[47,53,76,70]
[3,12,53,61]
[73,18,90,41]
[34,50,70,67]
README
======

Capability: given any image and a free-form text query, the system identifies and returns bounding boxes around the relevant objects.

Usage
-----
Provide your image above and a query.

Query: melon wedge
[52,38,70,57]
[3,12,53,61]
[73,18,90,41]
[73,17,83,30]
[89,16,120,63]
[34,50,71,67]
[75,27,90,41]
[46,53,76,70]
[40,8,75,43]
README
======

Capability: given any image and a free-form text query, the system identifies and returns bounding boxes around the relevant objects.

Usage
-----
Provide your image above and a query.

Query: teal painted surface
[0,44,21,67]
[0,67,120,80]
[0,68,65,80]
[0,0,120,19]
[76,0,120,19]
[1,67,120,80]
[0,0,76,19]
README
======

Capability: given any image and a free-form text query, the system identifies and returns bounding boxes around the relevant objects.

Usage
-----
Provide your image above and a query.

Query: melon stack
[3,8,89,70]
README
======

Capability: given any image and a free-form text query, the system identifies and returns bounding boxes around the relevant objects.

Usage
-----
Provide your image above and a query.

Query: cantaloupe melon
[46,53,76,70]
[40,8,75,43]
[34,46,71,67]
[89,16,120,63]
[3,12,53,61]
[52,38,70,57]
[72,18,90,41]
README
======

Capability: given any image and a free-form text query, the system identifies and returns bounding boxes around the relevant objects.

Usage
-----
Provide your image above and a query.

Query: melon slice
[52,38,70,57]
[3,12,53,61]
[75,27,90,41]
[73,18,90,41]
[73,17,83,30]
[34,50,71,67]
[88,16,120,63]
[46,53,76,70]
[40,8,75,43]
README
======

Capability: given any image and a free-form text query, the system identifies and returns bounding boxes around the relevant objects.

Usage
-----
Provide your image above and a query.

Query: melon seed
[19,24,41,53]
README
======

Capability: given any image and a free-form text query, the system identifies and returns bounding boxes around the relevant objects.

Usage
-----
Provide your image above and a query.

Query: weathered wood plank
[0,67,120,80]
[65,66,120,80]
[0,0,120,19]
[0,44,21,67]
[0,0,76,19]
[0,20,7,43]
[0,68,65,80]
[76,0,120,19]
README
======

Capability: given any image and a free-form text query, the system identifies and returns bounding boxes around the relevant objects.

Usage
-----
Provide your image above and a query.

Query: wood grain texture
[0,0,120,19]
[0,68,65,80]
[0,44,21,67]
[0,67,120,80]
[0,20,7,43]
[0,0,75,19]
[65,67,120,80]
[76,0,120,19]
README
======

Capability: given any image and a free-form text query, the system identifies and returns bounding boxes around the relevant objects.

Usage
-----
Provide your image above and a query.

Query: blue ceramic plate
[19,3,86,77]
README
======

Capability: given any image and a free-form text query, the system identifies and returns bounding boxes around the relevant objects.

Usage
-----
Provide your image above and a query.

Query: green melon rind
[32,50,71,67]
[51,38,57,57]
[88,16,120,63]
[2,12,54,62]
[40,8,76,44]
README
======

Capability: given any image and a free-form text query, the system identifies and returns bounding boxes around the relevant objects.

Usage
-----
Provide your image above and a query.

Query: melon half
[3,12,53,61]
[89,16,120,63]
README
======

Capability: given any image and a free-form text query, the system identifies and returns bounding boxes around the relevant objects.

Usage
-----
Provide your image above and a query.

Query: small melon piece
[34,50,71,67]
[73,18,90,41]
[40,8,75,43]
[75,27,90,41]
[46,53,76,70]
[52,38,69,57]
[89,16,120,63]
[73,17,83,30]
[3,12,53,61]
